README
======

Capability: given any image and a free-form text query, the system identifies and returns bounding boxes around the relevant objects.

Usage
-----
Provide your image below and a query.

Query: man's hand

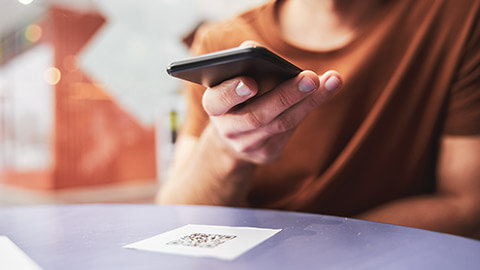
[202,70,342,164]
[157,66,342,205]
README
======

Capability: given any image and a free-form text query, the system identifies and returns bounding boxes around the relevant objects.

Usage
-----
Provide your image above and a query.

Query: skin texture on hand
[157,0,480,238]
[157,54,342,205]
[203,70,342,164]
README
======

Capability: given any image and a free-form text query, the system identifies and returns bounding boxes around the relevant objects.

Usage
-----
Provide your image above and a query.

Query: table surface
[1,204,479,270]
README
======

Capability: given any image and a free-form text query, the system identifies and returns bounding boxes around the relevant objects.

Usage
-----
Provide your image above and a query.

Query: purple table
[1,204,479,269]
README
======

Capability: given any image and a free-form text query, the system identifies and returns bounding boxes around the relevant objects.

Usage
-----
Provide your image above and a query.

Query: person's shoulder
[235,1,273,26]
[190,1,274,55]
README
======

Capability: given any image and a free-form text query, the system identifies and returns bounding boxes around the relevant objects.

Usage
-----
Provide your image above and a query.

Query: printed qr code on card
[166,233,237,248]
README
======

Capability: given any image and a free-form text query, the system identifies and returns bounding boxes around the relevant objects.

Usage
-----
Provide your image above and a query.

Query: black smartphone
[166,46,302,94]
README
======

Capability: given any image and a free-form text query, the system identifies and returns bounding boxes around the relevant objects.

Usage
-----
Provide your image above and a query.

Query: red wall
[1,6,156,189]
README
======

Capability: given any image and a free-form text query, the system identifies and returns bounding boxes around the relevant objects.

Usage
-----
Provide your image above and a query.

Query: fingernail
[236,81,251,96]
[298,76,316,92]
[325,76,341,92]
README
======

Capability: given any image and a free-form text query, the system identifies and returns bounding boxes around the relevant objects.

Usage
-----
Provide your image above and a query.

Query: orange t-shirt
[181,0,480,216]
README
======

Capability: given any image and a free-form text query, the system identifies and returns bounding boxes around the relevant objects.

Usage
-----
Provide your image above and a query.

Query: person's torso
[193,0,479,215]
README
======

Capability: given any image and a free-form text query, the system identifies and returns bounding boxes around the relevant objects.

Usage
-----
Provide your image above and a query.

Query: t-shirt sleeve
[443,14,480,135]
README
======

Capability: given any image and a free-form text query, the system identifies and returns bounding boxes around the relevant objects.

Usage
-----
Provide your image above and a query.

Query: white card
[124,224,282,260]
[0,236,42,270]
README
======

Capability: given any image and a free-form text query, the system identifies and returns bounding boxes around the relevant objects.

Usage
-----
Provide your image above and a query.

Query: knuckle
[243,110,263,129]
[211,119,234,139]
[217,87,234,108]
[229,141,242,153]
[276,91,292,108]
[218,127,238,140]
[253,148,276,164]
[274,115,296,133]
[307,94,323,108]
[231,141,251,154]
[256,150,269,161]
[218,128,234,139]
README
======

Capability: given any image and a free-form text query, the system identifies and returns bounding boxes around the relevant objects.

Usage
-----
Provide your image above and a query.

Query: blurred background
[0,0,266,205]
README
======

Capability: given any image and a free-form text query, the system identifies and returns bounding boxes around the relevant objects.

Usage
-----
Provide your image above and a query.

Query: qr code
[166,233,237,248]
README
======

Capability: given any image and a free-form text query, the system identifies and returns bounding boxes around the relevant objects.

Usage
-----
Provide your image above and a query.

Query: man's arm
[357,135,480,237]
[157,68,342,206]
[156,128,256,206]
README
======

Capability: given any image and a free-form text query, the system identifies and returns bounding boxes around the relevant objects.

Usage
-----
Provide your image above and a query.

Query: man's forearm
[357,193,480,237]
[158,126,256,206]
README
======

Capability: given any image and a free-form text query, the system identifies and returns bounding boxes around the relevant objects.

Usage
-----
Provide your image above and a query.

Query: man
[158,0,480,237]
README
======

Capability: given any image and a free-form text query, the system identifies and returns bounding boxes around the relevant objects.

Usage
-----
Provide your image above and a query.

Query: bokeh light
[17,0,35,5]
[25,24,43,43]
[43,67,62,85]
